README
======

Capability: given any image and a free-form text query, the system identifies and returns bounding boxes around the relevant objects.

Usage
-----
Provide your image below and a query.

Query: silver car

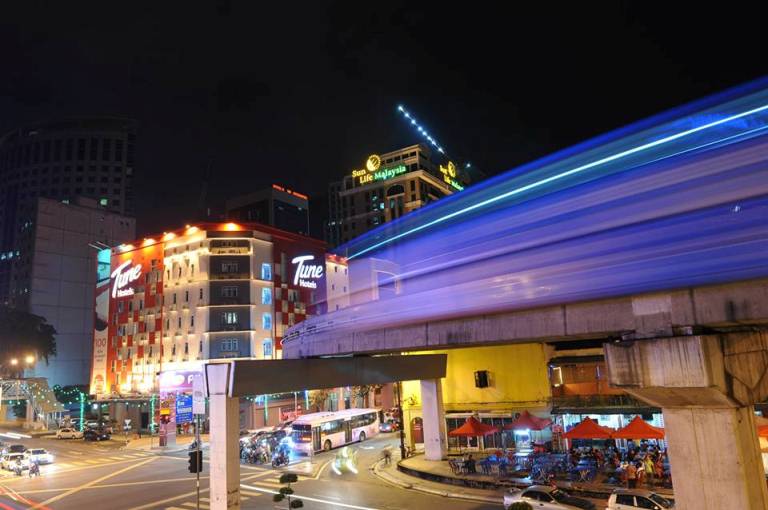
[504,486,596,510]
[608,488,674,510]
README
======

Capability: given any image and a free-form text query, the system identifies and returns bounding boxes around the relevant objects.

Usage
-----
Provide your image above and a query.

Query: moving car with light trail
[1,453,29,471]
[504,486,595,510]
[24,448,54,465]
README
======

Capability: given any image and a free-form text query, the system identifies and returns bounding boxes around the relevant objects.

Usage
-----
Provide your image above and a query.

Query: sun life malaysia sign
[292,255,324,289]
[111,260,142,298]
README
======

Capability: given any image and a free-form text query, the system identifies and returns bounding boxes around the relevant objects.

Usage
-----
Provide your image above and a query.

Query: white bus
[291,408,380,454]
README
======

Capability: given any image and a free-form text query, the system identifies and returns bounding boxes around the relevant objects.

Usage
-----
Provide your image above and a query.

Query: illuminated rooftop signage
[272,184,309,201]
[351,154,408,186]
[111,260,142,298]
[440,161,464,191]
[292,255,324,289]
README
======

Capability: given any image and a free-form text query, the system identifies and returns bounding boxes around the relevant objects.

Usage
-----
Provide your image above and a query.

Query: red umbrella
[613,416,665,440]
[504,411,551,431]
[562,417,614,439]
[448,416,499,436]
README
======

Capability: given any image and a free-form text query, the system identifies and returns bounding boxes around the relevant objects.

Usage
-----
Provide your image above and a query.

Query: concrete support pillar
[420,379,447,461]
[206,363,240,510]
[605,332,768,510]
[663,406,766,509]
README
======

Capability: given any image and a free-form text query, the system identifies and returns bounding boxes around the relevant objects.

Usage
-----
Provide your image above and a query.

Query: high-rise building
[225,185,310,236]
[90,221,342,400]
[22,197,136,386]
[0,117,137,305]
[325,143,469,246]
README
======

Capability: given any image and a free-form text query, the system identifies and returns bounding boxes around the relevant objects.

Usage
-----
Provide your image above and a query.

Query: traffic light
[188,450,203,473]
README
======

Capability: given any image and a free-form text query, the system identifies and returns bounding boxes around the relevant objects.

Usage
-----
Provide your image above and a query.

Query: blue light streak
[351,101,768,259]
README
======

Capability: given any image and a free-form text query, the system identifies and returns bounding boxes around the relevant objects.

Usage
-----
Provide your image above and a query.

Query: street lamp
[9,359,18,366]
[25,355,35,365]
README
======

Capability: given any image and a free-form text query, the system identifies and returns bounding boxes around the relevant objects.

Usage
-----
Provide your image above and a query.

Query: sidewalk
[396,454,674,501]
[371,456,504,505]
[123,434,209,453]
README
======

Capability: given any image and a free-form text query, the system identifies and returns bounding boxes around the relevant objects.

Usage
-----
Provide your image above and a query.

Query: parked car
[504,486,596,510]
[0,453,29,471]
[83,429,111,441]
[57,427,84,439]
[1,444,26,455]
[608,489,674,510]
[24,448,54,465]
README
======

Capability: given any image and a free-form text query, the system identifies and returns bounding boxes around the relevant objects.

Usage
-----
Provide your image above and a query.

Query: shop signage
[111,260,142,298]
[159,370,200,393]
[350,154,408,186]
[440,161,464,191]
[291,255,324,289]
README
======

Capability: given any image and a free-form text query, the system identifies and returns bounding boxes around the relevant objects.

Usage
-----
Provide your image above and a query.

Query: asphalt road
[0,432,604,510]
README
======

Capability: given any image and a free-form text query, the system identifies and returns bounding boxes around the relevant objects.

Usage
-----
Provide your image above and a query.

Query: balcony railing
[551,393,659,413]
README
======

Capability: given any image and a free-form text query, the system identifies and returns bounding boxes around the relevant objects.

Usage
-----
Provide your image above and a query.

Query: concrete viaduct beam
[283,278,768,359]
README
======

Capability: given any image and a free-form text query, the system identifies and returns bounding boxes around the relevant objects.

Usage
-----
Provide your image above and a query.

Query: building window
[199,288,203,300]
[222,286,238,298]
[222,311,238,325]
[261,263,272,280]
[262,339,273,358]
[261,287,272,305]
[221,338,239,352]
[191,315,195,327]
[173,293,177,304]
[221,261,239,273]
[262,313,272,330]
[178,317,182,328]
[185,290,189,302]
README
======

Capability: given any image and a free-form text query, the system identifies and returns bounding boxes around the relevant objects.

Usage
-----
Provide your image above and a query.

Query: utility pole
[395,381,406,460]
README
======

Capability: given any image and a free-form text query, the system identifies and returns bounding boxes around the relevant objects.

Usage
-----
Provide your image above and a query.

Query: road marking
[241,483,381,510]
[15,476,211,495]
[130,488,209,510]
[33,456,156,509]
[181,503,208,509]
[84,459,101,464]
[240,490,262,497]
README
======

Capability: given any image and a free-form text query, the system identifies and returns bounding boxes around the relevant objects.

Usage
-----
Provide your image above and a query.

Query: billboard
[90,248,112,396]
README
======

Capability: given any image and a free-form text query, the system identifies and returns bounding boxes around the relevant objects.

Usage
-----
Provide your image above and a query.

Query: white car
[1,453,29,471]
[56,427,84,439]
[608,489,674,509]
[24,448,54,465]
[504,486,596,510]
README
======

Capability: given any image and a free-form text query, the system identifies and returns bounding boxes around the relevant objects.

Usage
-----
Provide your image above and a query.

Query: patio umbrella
[755,415,768,438]
[448,416,499,451]
[448,416,499,437]
[504,410,551,431]
[562,417,614,439]
[613,416,665,440]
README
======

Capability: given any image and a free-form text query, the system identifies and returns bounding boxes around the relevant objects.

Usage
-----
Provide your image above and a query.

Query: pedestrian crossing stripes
[165,492,262,510]
[48,453,151,469]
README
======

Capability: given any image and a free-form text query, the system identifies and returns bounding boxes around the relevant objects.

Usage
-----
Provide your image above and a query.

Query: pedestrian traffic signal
[188,450,203,473]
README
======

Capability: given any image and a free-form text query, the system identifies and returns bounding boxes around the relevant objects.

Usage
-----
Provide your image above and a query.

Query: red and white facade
[90,222,344,400]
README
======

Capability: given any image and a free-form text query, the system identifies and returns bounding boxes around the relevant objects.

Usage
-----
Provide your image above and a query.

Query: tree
[0,306,57,371]
[307,389,330,412]
[273,473,303,508]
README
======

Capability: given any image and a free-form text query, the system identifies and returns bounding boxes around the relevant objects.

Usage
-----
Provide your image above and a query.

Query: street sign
[176,394,193,423]
[192,373,205,415]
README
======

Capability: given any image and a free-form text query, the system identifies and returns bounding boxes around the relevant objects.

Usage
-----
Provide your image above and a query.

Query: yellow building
[400,343,551,450]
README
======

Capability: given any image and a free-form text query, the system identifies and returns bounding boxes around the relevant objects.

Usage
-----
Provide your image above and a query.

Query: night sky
[2,3,766,237]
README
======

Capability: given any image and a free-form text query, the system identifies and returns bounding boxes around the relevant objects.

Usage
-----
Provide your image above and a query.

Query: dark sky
[2,3,766,237]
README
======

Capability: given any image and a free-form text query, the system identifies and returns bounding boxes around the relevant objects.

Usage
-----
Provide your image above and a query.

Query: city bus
[290,408,380,454]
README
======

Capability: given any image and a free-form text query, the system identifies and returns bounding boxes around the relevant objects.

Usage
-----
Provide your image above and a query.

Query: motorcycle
[28,462,40,478]
[13,462,23,477]
[271,450,289,468]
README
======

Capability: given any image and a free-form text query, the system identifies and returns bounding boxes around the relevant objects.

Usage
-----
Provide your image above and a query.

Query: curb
[370,459,503,505]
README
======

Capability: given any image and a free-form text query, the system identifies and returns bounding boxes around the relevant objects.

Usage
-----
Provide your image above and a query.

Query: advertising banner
[90,248,112,396]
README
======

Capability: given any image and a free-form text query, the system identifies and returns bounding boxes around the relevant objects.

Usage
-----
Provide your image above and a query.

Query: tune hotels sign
[111,260,142,298]
[291,255,324,289]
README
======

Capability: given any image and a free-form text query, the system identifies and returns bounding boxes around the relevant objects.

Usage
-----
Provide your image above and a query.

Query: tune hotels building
[90,222,346,410]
